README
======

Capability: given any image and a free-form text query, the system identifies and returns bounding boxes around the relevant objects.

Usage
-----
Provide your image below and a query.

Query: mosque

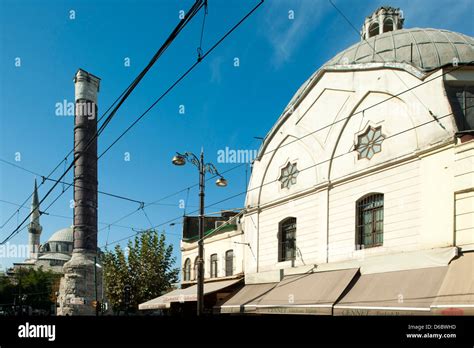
[12,180,74,273]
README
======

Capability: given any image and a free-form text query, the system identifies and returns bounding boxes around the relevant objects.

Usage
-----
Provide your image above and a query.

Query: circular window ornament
[356,126,385,160]
[279,162,299,189]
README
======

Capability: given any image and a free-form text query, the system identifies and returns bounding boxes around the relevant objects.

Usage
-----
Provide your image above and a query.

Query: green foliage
[102,229,179,313]
[0,267,61,314]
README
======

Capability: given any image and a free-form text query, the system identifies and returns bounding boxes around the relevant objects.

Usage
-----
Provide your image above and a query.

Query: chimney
[73,69,100,252]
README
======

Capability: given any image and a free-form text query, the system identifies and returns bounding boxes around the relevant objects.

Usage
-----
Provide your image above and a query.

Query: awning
[138,278,242,310]
[255,268,359,315]
[218,283,277,314]
[139,293,173,310]
[334,266,448,315]
[431,252,474,315]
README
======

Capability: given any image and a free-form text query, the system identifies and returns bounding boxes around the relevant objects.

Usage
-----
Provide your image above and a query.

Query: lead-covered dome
[326,28,474,72]
[47,227,73,243]
[259,26,474,162]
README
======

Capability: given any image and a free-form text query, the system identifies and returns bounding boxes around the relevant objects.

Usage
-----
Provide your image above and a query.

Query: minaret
[28,179,42,260]
[57,69,102,316]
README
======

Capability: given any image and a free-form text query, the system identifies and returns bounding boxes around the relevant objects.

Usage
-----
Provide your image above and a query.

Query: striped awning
[334,266,448,315]
[254,268,359,315]
[218,283,277,313]
[431,252,474,315]
[139,278,242,310]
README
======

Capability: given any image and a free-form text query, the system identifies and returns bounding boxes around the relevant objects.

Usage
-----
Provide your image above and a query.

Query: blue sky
[1,0,473,270]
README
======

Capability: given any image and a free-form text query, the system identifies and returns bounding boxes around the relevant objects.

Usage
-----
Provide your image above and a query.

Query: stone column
[57,69,102,316]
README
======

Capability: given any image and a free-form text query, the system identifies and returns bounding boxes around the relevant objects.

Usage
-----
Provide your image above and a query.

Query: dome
[326,28,474,72]
[47,227,73,243]
[258,28,474,161]
[38,253,71,261]
[289,28,474,109]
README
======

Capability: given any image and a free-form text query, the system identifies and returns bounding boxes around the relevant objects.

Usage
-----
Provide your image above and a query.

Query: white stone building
[180,212,245,285]
[218,7,474,316]
[139,211,246,313]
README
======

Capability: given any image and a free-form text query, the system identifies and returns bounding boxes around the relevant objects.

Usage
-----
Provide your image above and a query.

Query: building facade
[181,211,245,285]
[139,211,246,313]
[219,6,474,315]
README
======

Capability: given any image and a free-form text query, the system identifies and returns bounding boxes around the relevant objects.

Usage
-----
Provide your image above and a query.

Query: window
[225,250,234,276]
[279,162,299,189]
[193,257,199,281]
[278,218,297,262]
[356,126,385,160]
[50,259,63,266]
[210,254,218,278]
[368,22,379,38]
[183,258,191,281]
[383,19,394,33]
[356,194,384,248]
[446,85,474,131]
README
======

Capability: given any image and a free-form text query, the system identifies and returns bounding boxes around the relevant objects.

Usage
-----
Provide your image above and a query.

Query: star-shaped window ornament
[279,162,299,189]
[356,126,385,160]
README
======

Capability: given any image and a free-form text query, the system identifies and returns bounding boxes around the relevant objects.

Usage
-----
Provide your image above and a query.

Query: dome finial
[361,6,404,40]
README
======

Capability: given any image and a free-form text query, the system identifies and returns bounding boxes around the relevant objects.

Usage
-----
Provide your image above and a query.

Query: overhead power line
[0,0,208,245]
[103,105,472,248]
[1,0,265,245]
[94,59,472,246]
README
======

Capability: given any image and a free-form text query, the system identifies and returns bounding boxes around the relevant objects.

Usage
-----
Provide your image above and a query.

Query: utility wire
[3,57,467,234]
[0,1,207,245]
[0,158,144,205]
[0,67,141,233]
[6,0,462,246]
[93,61,470,245]
[256,62,472,163]
[104,106,471,247]
[81,3,266,247]
[328,0,438,121]
[66,1,267,243]
[98,0,264,159]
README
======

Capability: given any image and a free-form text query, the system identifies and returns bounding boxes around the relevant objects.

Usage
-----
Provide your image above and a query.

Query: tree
[0,267,60,315]
[102,229,179,314]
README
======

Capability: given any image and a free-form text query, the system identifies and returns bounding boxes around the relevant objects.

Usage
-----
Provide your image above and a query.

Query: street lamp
[171,149,228,316]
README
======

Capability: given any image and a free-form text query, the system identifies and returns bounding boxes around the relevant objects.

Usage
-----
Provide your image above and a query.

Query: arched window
[225,250,234,276]
[183,258,191,281]
[356,194,384,248]
[383,19,394,33]
[193,257,199,280]
[210,254,218,278]
[368,22,379,38]
[278,218,297,262]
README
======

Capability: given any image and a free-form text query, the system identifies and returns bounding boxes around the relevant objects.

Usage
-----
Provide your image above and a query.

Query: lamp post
[172,149,227,316]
